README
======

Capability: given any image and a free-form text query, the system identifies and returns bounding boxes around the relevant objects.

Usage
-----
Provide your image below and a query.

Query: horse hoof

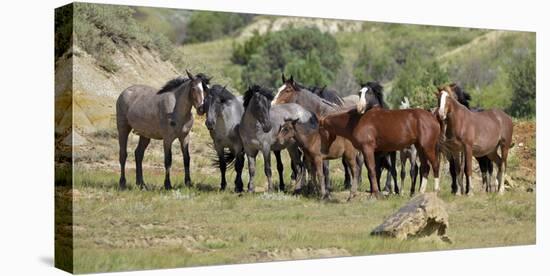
[185,179,192,187]
[139,184,150,191]
[466,192,474,197]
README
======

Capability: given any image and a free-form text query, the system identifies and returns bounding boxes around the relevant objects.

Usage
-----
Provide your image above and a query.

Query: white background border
[0,0,546,275]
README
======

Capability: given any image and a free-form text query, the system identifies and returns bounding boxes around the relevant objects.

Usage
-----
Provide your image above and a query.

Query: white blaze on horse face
[439,91,448,119]
[356,87,368,113]
[195,82,205,106]
[272,84,286,106]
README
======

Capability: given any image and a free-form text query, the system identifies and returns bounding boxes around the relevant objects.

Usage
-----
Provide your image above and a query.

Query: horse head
[186,70,211,115]
[272,73,300,105]
[277,118,299,145]
[244,85,274,132]
[357,81,385,113]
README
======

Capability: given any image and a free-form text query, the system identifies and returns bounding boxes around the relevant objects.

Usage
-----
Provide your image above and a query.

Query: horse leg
[179,137,192,187]
[425,144,440,193]
[246,151,258,193]
[400,151,407,194]
[135,136,151,190]
[216,146,227,191]
[499,145,510,195]
[274,150,285,192]
[288,147,304,194]
[389,152,399,195]
[375,155,383,193]
[315,156,327,199]
[362,147,380,198]
[262,149,273,193]
[117,125,131,190]
[323,160,331,192]
[344,153,358,200]
[356,153,364,187]
[417,150,430,194]
[163,139,174,190]
[343,158,351,190]
[449,156,458,194]
[477,157,489,192]
[464,145,474,196]
[234,151,245,193]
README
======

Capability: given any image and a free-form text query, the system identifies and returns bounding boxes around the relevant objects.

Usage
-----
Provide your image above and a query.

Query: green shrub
[185,11,254,43]
[390,51,449,109]
[235,27,342,89]
[507,50,536,117]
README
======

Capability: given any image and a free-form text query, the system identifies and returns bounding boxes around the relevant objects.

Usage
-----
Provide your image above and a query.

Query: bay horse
[436,84,513,195]
[443,86,494,194]
[276,116,360,200]
[116,70,209,190]
[319,103,441,197]
[356,82,400,195]
[239,85,308,193]
[203,84,245,192]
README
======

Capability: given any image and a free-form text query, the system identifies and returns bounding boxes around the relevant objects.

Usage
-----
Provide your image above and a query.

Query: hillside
[55,44,179,137]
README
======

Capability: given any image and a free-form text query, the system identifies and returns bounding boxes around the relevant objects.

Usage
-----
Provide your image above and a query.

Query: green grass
[65,160,535,273]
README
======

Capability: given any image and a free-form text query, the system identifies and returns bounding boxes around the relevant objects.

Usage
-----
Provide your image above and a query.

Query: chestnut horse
[436,84,513,195]
[319,108,441,197]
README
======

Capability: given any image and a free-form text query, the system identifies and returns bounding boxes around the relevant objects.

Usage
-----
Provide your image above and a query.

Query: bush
[185,11,254,43]
[234,27,342,89]
[507,50,536,117]
[390,51,449,109]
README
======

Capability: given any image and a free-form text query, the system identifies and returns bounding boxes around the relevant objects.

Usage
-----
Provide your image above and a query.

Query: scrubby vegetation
[185,11,255,43]
[57,3,179,72]
[232,27,342,89]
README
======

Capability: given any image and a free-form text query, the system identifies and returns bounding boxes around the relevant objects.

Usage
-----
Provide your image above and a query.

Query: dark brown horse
[276,117,359,200]
[319,108,441,197]
[436,84,513,195]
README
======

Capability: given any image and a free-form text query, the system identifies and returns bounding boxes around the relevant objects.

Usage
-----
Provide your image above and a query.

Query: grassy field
[59,118,536,273]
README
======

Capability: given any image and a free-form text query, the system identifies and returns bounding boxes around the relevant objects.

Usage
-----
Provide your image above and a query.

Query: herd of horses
[116,70,514,200]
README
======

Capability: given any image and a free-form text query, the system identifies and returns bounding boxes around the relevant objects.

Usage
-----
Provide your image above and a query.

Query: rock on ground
[371,193,451,243]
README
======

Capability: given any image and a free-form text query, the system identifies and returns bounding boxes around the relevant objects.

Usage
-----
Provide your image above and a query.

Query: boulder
[371,193,451,243]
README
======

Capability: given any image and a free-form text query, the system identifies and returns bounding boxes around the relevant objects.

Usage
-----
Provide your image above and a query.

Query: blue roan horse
[239,85,312,192]
[203,84,246,192]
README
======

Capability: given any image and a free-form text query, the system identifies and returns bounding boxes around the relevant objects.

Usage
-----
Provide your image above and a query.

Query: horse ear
[186,70,194,80]
[281,73,286,83]
[289,75,294,84]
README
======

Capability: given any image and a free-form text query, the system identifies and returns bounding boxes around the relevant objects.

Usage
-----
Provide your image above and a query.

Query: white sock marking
[434,178,440,191]
[420,177,428,193]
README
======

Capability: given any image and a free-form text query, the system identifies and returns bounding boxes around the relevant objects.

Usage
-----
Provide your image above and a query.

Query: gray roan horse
[116,71,209,190]
[240,85,309,192]
[204,84,245,192]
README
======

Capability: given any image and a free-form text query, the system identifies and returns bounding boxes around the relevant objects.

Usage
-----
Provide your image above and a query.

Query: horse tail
[210,146,236,169]
[437,136,453,158]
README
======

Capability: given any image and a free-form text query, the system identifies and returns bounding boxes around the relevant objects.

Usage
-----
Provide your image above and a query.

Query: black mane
[158,76,189,94]
[209,84,236,102]
[310,86,344,106]
[157,73,211,94]
[243,85,274,109]
[451,84,472,108]
[365,81,386,108]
